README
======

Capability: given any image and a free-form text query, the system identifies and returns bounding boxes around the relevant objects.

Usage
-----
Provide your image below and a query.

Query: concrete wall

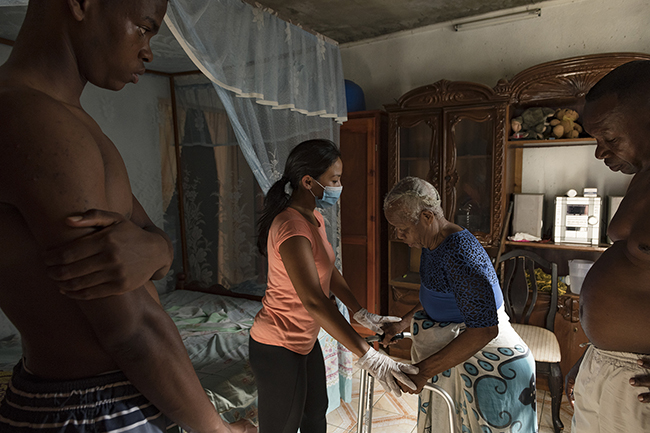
[340,0,650,110]
[80,77,170,229]
[340,0,646,231]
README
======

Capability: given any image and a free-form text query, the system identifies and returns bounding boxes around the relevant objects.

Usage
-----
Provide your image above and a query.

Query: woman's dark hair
[256,139,340,255]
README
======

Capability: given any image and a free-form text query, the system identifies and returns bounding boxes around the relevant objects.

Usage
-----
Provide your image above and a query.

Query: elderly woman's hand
[400,370,430,394]
[380,319,409,347]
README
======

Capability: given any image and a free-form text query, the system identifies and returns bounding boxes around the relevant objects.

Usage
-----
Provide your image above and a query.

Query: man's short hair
[586,60,650,109]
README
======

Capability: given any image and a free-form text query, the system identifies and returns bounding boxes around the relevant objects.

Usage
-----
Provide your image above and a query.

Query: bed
[0,284,354,427]
[160,282,354,426]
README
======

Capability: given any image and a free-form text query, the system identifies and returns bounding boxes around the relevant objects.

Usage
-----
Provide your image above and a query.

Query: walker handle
[365,331,412,343]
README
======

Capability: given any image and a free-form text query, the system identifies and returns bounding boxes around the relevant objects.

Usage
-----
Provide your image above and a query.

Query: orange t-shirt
[250,207,335,355]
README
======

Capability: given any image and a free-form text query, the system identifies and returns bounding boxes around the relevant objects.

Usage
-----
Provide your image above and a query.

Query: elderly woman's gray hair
[383,177,444,223]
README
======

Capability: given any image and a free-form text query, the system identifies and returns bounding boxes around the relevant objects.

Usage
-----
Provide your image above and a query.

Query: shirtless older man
[0,1,246,432]
[566,60,650,432]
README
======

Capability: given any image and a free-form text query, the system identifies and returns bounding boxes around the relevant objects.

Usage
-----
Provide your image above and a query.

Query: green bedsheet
[160,290,263,426]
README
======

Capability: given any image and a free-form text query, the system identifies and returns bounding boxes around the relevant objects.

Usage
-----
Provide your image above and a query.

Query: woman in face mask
[250,139,418,433]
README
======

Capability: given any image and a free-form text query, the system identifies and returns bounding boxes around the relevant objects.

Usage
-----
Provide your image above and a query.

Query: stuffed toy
[510,107,556,140]
[549,108,583,139]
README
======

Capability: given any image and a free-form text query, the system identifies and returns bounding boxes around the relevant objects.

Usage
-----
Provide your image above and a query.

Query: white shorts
[572,345,650,433]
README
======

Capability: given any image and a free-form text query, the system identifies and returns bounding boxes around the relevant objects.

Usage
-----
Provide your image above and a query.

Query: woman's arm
[329,267,401,334]
[279,236,369,357]
[406,325,498,393]
[280,235,419,395]
[329,266,362,315]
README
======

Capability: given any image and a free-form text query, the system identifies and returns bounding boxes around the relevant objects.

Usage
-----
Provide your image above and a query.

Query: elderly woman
[381,177,537,433]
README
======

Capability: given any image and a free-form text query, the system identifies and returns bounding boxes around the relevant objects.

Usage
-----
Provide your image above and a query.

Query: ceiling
[258,0,542,44]
[0,1,542,73]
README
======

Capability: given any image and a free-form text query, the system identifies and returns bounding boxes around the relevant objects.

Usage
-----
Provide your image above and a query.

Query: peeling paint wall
[340,0,650,109]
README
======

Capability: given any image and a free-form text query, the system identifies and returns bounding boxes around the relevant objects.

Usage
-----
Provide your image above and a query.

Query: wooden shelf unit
[504,240,609,252]
[507,137,597,149]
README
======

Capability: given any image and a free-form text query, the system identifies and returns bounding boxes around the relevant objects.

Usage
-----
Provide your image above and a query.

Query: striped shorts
[0,361,172,432]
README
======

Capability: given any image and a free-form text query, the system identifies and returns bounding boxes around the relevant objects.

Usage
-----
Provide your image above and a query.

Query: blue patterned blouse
[419,229,503,328]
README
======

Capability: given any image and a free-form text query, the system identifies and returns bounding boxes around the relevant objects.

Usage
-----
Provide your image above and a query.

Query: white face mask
[310,179,343,208]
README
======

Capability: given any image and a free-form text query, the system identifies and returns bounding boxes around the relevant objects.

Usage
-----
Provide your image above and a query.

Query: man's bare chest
[608,173,649,242]
[77,115,133,215]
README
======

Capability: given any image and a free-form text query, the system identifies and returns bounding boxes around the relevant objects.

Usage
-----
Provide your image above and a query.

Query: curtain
[163,0,346,122]
[164,0,348,193]
[165,75,264,291]
[165,0,347,273]
[157,98,182,293]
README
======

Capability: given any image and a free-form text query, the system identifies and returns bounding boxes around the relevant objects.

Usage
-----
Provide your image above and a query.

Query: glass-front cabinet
[396,113,441,186]
[444,107,499,242]
[387,81,507,246]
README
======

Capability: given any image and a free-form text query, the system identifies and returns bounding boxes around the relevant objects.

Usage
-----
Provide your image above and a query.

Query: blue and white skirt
[412,307,537,433]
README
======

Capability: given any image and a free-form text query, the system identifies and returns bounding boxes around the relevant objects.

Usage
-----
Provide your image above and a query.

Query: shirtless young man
[0,1,248,432]
[565,60,650,432]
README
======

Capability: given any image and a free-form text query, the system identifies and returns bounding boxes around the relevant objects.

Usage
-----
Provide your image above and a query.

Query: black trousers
[249,336,328,433]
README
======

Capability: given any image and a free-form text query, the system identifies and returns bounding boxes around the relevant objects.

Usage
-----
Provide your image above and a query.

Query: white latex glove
[353,308,401,334]
[357,347,419,397]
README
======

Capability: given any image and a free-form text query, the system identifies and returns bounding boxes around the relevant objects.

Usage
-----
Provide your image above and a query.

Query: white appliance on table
[554,195,601,245]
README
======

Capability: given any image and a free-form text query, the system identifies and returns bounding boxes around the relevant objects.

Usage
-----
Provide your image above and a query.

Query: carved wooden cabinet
[497,53,650,376]
[385,81,509,244]
[497,52,650,198]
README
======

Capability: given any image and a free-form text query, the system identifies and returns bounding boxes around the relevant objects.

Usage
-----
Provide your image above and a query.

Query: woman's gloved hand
[356,347,419,397]
[353,308,401,334]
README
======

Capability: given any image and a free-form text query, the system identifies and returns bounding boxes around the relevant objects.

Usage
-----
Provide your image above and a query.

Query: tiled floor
[326,357,574,433]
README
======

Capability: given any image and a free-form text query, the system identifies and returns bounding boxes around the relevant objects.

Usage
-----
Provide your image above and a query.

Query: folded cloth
[508,232,542,242]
